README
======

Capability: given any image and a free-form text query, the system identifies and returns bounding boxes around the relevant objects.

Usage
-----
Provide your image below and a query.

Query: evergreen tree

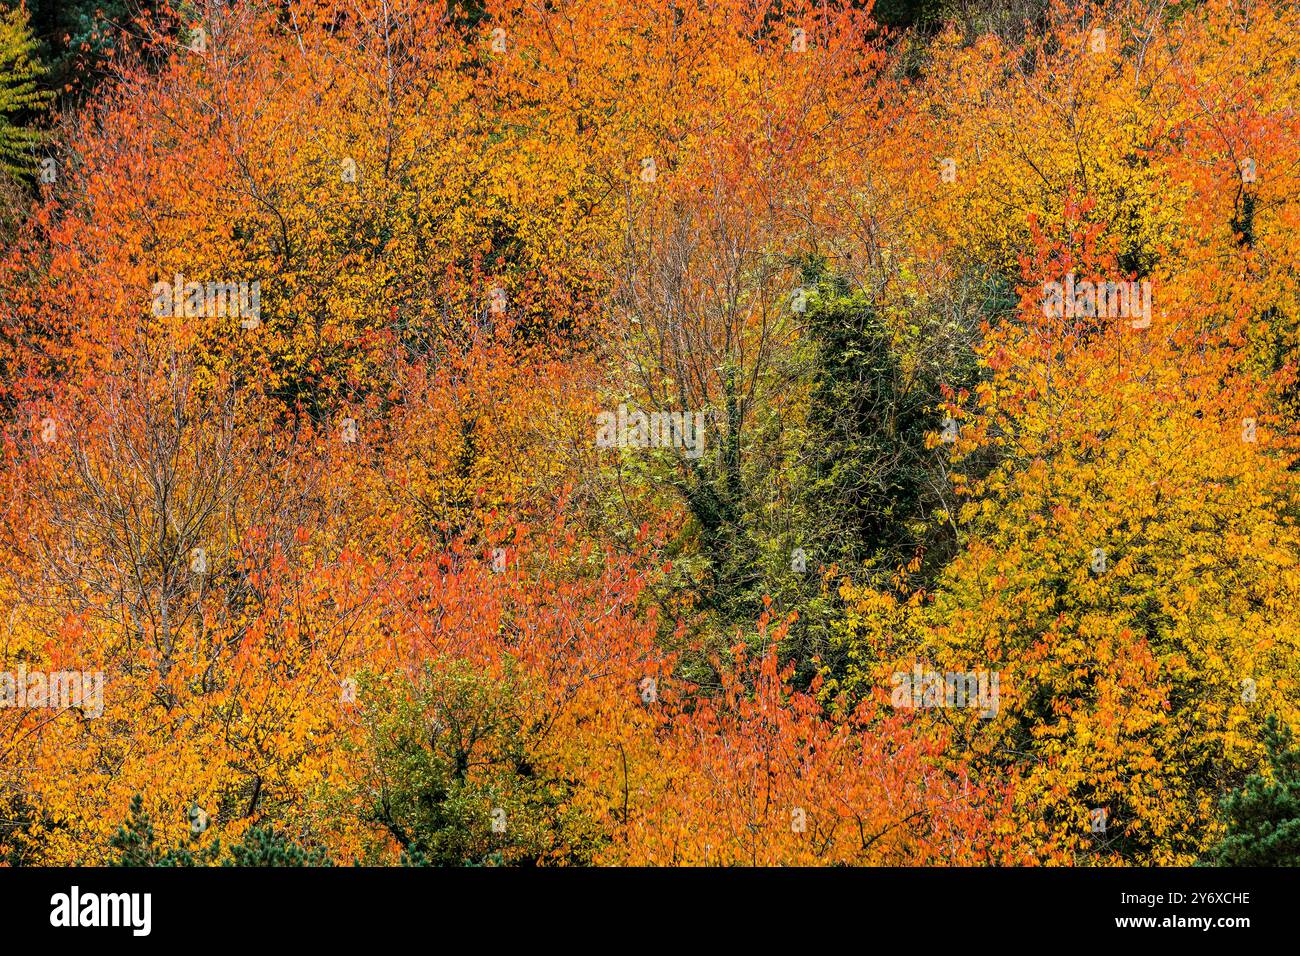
[108,795,220,867]
[223,827,333,867]
[1204,716,1300,866]
[109,795,332,867]
[0,3,49,177]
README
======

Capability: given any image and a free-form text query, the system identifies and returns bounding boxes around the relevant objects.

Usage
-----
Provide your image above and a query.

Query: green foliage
[0,791,57,866]
[801,272,937,575]
[19,0,150,100]
[223,826,333,867]
[0,3,49,177]
[109,794,332,867]
[351,660,601,866]
[1204,716,1300,866]
[671,258,984,680]
[108,795,221,867]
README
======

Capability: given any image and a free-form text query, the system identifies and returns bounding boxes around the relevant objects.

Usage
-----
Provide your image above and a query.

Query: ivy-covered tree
[752,261,985,676]
[801,270,943,576]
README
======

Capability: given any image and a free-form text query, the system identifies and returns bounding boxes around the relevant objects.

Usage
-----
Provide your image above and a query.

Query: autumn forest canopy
[0,0,1299,868]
